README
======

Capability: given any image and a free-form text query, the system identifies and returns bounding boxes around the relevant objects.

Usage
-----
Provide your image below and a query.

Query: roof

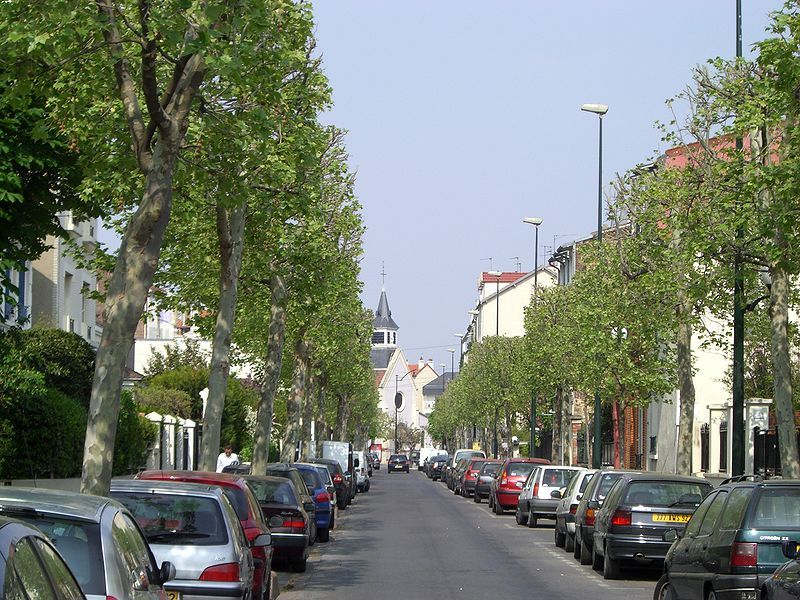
[422,372,451,395]
[0,487,116,522]
[374,369,386,388]
[480,271,526,285]
[407,364,421,376]
[373,288,398,330]
[110,479,223,497]
[370,347,395,370]
[137,470,248,489]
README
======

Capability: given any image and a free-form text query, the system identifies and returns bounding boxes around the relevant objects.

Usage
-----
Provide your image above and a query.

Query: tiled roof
[480,271,526,285]
[407,364,421,376]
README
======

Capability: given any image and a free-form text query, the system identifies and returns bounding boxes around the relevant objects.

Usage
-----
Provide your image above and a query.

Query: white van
[353,450,370,492]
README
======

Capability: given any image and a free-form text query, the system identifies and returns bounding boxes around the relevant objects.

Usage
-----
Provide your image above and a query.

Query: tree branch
[139,0,169,138]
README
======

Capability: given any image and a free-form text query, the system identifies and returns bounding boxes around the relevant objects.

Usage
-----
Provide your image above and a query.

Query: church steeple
[372,287,398,347]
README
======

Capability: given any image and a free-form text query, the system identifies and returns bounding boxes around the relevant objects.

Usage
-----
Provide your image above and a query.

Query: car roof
[111,479,225,498]
[719,478,800,491]
[621,473,712,484]
[240,475,290,485]
[137,470,249,488]
[0,486,120,522]
[264,463,300,472]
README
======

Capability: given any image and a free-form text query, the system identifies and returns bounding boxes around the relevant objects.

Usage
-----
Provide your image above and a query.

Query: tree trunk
[81,150,178,496]
[769,264,800,478]
[251,273,287,473]
[334,393,349,440]
[315,375,328,458]
[675,294,696,475]
[504,403,512,458]
[302,371,315,459]
[612,400,621,469]
[562,390,573,465]
[551,389,562,463]
[200,201,247,471]
[280,336,309,462]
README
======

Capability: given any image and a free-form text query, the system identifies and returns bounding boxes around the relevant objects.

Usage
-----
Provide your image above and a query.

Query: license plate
[653,514,691,523]
[167,592,181,600]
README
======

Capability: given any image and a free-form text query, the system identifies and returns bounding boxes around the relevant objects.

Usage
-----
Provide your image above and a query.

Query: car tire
[473,492,481,503]
[579,534,593,565]
[515,506,525,525]
[527,509,537,528]
[592,544,603,571]
[653,574,674,600]
[555,527,566,547]
[318,527,330,543]
[603,548,620,579]
[292,557,307,573]
[365,480,370,492]
[565,532,575,553]
[488,494,494,509]
[494,499,504,515]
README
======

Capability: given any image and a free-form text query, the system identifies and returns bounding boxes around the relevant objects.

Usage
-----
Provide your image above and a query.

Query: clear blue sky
[311,1,785,372]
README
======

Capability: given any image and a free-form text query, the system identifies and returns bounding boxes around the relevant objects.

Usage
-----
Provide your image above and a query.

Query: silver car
[517,465,583,528]
[0,486,174,600]
[553,468,596,552]
[111,479,270,600]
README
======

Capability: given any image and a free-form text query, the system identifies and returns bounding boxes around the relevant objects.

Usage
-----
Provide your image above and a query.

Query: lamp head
[523,217,543,226]
[581,103,609,115]
[447,348,455,354]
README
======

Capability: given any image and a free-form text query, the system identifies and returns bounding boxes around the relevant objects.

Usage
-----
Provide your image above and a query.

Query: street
[278,469,659,600]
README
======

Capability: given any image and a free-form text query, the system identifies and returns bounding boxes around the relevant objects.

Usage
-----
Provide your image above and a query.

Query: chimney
[419,356,425,370]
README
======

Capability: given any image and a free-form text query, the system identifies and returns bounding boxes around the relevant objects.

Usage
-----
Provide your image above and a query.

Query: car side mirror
[782,540,799,560]
[253,532,272,547]
[159,561,176,584]
[304,501,316,513]
[550,490,562,499]
[576,493,583,501]
[663,529,679,543]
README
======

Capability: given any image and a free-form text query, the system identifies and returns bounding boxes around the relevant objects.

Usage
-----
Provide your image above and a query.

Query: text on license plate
[167,592,181,600]
[652,514,691,523]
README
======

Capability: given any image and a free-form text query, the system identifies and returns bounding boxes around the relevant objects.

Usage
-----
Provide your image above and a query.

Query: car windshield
[390,455,407,460]
[454,451,483,463]
[541,469,579,488]
[480,463,501,476]
[750,488,800,529]
[113,492,229,547]
[13,516,105,595]
[247,480,298,506]
[623,481,709,507]
[507,463,535,478]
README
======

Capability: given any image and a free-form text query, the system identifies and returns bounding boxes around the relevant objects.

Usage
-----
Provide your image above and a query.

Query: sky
[309,1,786,373]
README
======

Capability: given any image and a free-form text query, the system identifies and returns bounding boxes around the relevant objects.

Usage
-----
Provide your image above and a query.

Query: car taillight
[731,542,758,567]
[569,503,578,515]
[200,563,240,582]
[283,518,306,529]
[333,473,343,484]
[611,510,631,526]
[533,483,539,497]
[500,473,508,485]
[315,491,330,503]
[584,508,595,526]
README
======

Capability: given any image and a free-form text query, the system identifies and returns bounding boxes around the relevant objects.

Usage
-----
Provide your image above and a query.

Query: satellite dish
[394,392,402,409]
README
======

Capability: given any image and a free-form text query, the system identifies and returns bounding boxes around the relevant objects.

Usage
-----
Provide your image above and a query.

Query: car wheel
[494,499,504,515]
[515,506,525,525]
[329,513,335,529]
[565,532,575,553]
[579,534,593,565]
[365,481,370,492]
[338,499,347,510]
[488,494,494,509]
[555,527,566,547]
[603,548,620,579]
[473,492,481,504]
[292,557,307,573]
[592,543,604,571]
[653,574,674,600]
[527,509,537,528]
[318,527,330,543]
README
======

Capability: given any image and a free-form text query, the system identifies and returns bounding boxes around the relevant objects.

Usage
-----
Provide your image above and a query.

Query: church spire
[374,288,398,330]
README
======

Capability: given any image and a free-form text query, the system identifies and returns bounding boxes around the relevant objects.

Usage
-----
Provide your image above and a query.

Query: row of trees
[1,0,379,494]
[430,2,800,477]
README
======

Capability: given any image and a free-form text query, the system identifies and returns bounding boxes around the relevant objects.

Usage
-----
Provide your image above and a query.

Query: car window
[698,491,728,536]
[220,487,249,521]
[480,463,501,476]
[579,473,595,493]
[750,488,800,529]
[508,463,535,478]
[248,480,298,506]
[623,481,709,507]
[111,512,156,592]
[595,473,624,503]
[542,469,578,488]
[19,516,104,595]
[290,473,311,497]
[299,469,321,490]
[562,472,580,496]
[10,537,56,599]
[114,492,229,546]
[33,538,84,600]
[684,491,716,537]
[719,487,753,530]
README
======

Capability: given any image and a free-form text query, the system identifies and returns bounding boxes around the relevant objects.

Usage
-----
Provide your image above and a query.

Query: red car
[136,470,274,600]
[489,458,550,515]
[459,458,491,498]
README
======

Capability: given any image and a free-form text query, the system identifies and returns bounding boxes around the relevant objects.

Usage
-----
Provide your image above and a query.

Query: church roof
[373,288,398,330]
[370,347,396,370]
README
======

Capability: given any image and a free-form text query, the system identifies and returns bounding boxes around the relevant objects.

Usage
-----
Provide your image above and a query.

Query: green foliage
[0,328,95,408]
[147,367,208,419]
[113,391,158,475]
[134,386,193,420]
[144,339,209,378]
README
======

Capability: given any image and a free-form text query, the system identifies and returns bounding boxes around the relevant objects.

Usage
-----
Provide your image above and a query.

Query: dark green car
[656,478,800,600]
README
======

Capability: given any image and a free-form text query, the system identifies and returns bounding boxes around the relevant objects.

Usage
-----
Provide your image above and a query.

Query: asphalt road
[277,468,659,600]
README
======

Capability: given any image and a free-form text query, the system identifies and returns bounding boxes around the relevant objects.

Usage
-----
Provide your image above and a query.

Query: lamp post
[395,371,412,453]
[581,102,608,469]
[447,348,455,388]
[523,217,543,458]
[487,270,502,336]
[453,333,463,367]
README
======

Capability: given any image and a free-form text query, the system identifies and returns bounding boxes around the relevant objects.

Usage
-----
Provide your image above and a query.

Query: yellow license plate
[653,514,691,523]
[167,592,181,600]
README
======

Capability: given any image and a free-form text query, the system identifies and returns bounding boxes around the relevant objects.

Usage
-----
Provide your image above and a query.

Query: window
[372,332,384,345]
[34,539,84,600]
[111,513,157,592]
[11,537,55,599]
[750,488,800,529]
[698,491,729,536]
[719,487,753,530]
[595,473,624,503]
[623,481,710,507]
[685,492,716,537]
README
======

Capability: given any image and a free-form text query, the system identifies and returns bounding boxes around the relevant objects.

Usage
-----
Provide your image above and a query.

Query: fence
[753,425,800,477]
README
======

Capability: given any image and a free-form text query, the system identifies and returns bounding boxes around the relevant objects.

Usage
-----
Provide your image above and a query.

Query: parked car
[655,477,800,600]
[574,469,640,565]
[429,455,449,481]
[261,463,317,545]
[489,458,551,515]
[245,476,312,573]
[409,450,421,469]
[473,460,503,503]
[388,454,410,473]
[591,473,712,579]
[353,451,371,492]
[450,458,470,493]
[459,458,492,498]
[0,486,175,600]
[302,462,338,524]
[369,451,381,471]
[0,515,87,599]
[322,441,356,502]
[763,541,800,600]
[517,465,582,527]
[307,458,350,510]
[111,479,268,600]
[134,470,273,600]
[555,468,596,552]
[294,462,334,542]
[445,449,487,488]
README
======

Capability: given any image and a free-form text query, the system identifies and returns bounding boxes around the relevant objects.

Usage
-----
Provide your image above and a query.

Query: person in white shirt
[216,444,239,473]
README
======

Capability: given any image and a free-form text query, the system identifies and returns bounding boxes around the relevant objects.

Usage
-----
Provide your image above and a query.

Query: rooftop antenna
[481,257,493,271]
[509,256,521,272]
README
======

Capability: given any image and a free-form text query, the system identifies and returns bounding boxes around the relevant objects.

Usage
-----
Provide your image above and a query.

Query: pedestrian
[216,444,239,473]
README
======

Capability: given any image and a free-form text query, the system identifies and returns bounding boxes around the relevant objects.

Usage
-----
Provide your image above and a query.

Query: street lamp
[582,102,608,469]
[447,348,455,388]
[395,371,412,454]
[453,333,463,367]
[487,270,502,336]
[523,217,543,458]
